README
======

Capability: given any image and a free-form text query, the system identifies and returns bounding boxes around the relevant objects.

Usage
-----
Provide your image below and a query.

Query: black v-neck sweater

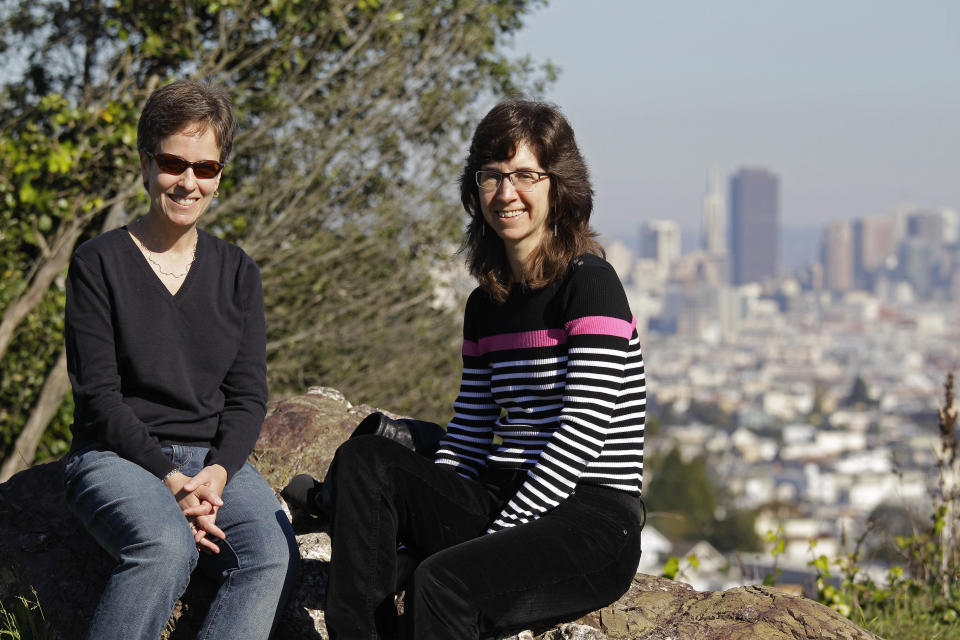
[65,226,267,480]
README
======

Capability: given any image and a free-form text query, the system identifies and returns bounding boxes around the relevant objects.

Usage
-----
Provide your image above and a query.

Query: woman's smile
[141,126,221,230]
[168,194,200,207]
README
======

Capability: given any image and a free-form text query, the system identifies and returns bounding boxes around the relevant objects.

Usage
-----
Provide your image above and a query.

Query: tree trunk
[0,347,69,482]
[0,226,81,362]
[0,179,133,364]
[937,373,959,600]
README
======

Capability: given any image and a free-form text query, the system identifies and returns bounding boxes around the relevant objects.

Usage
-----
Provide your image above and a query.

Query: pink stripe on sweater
[565,315,636,339]
[464,329,566,355]
[462,316,636,356]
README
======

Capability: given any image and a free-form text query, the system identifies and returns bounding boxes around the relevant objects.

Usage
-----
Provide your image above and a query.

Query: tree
[710,508,760,553]
[646,448,717,540]
[645,447,758,551]
[843,375,873,408]
[0,0,553,478]
[688,399,735,430]
[864,502,924,565]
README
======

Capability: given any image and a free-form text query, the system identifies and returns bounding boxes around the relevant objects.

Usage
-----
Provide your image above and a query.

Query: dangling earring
[481,222,485,238]
[214,190,220,198]
[553,224,557,238]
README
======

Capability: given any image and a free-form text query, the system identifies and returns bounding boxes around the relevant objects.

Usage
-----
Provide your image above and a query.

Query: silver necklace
[133,220,198,279]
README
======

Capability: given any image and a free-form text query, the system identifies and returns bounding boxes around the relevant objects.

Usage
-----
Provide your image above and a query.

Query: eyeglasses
[144,150,224,179]
[475,170,550,192]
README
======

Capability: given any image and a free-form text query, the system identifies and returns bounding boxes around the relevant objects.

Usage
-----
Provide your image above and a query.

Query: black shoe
[280,473,329,533]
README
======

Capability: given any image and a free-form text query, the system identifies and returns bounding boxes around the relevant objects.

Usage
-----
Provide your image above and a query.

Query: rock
[0,388,884,640]
[569,574,884,640]
[251,386,387,490]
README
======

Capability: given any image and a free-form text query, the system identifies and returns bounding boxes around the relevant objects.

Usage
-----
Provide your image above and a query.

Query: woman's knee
[330,434,415,488]
[411,552,483,637]
[413,552,471,602]
[252,521,298,575]
[121,516,198,577]
[219,504,298,579]
[335,434,409,466]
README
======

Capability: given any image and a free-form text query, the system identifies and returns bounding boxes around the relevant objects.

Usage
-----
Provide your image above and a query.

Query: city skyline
[506,0,959,244]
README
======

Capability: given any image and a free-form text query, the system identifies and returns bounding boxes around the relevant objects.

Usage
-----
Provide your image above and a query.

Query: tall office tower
[942,207,959,244]
[729,167,779,285]
[701,170,726,255]
[820,222,853,292]
[899,238,934,299]
[641,219,681,276]
[906,207,959,246]
[852,216,896,289]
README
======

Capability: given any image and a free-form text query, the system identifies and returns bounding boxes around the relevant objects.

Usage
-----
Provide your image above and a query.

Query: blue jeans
[64,444,298,640]
[324,436,644,639]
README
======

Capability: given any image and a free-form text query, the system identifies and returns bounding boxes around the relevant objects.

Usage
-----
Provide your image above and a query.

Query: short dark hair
[137,79,236,163]
[459,100,603,302]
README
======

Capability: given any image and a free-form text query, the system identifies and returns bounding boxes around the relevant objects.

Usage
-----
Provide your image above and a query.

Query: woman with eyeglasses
[317,100,646,638]
[62,79,297,639]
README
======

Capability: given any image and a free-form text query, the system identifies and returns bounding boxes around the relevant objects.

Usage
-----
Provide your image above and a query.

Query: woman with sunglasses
[317,100,646,638]
[63,79,297,639]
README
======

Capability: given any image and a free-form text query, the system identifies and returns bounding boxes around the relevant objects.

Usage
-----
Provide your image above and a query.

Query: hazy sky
[506,0,959,241]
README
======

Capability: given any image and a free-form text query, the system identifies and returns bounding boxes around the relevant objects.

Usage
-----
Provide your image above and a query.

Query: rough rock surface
[0,388,883,640]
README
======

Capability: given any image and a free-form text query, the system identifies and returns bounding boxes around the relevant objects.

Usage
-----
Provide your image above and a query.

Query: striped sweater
[435,254,646,532]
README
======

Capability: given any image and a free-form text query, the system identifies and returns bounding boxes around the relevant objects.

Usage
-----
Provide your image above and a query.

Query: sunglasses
[144,150,224,179]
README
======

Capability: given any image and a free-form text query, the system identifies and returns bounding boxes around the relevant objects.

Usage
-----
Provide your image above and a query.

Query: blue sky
[506,0,959,242]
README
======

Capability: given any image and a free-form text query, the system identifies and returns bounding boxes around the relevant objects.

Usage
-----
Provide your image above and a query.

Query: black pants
[323,435,643,639]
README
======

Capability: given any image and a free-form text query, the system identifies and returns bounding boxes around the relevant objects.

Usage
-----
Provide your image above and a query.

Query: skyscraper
[702,170,726,255]
[852,216,896,289]
[729,167,779,285]
[907,207,958,247]
[640,219,681,276]
[821,222,853,292]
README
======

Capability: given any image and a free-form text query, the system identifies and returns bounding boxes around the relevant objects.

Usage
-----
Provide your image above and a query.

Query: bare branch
[0,347,69,482]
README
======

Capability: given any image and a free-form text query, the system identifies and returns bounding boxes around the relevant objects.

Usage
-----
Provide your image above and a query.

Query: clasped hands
[163,464,229,554]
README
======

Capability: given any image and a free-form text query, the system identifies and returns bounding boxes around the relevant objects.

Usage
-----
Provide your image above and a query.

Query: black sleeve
[65,253,174,478]
[206,256,268,480]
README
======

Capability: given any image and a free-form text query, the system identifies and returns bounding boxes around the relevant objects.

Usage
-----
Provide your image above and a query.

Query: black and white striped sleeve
[434,295,498,478]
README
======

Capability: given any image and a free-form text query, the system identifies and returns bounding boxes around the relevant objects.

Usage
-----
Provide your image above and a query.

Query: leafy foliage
[661,553,699,582]
[0,0,553,465]
[804,373,960,639]
[645,447,759,552]
[0,79,139,467]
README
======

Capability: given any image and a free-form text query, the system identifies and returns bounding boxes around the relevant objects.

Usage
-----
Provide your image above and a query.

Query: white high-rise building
[641,219,681,277]
[942,207,959,244]
[702,170,726,255]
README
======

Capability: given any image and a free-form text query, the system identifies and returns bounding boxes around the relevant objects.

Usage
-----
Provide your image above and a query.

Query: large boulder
[0,388,883,640]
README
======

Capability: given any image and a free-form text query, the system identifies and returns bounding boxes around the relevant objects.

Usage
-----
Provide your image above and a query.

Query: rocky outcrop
[0,388,883,640]
[571,574,883,640]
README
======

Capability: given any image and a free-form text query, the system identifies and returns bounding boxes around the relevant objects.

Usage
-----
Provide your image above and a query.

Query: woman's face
[140,125,222,230]
[479,142,551,262]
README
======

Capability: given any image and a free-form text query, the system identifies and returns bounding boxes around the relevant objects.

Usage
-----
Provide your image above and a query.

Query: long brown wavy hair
[459,100,604,302]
